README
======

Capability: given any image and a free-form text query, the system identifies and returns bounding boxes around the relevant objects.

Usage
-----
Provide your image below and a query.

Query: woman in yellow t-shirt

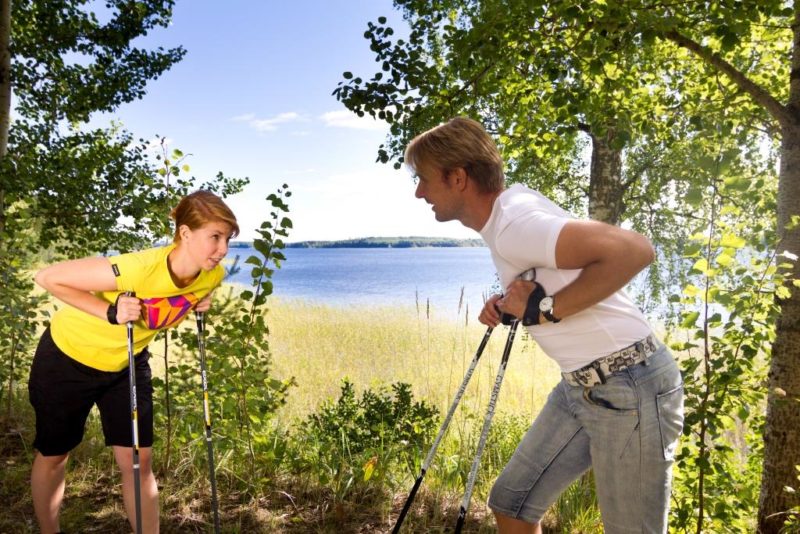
[29,190,239,534]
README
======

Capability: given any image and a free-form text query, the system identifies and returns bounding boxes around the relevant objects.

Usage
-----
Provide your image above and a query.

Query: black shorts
[28,328,154,456]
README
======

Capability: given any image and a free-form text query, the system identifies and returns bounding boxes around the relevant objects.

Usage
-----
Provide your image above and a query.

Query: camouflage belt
[562,334,659,388]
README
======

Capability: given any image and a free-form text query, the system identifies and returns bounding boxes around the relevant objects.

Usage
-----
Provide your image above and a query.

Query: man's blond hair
[404,117,505,193]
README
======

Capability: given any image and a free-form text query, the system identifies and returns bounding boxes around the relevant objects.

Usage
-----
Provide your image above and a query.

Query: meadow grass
[263,297,562,425]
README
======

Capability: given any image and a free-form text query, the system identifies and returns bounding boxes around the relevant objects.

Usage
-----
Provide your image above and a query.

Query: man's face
[414,163,461,222]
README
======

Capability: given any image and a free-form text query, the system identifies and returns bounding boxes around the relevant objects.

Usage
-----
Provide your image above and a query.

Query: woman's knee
[34,452,69,470]
[113,446,153,474]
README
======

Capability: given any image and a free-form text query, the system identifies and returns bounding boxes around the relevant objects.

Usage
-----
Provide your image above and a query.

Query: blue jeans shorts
[488,343,684,533]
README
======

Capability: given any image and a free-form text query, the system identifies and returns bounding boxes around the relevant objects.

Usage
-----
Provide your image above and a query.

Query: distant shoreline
[229,237,485,249]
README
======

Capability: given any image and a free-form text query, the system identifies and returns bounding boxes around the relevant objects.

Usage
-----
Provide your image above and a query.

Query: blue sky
[97,1,477,243]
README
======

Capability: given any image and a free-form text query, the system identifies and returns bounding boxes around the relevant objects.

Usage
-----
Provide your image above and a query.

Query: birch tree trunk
[0,0,11,235]
[759,6,800,529]
[587,131,625,225]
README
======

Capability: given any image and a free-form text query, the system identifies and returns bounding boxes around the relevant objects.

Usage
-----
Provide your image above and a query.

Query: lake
[224,246,499,316]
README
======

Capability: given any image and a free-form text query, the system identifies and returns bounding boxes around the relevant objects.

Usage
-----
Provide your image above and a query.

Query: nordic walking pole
[125,291,143,534]
[195,311,221,534]
[392,326,494,533]
[454,318,520,534]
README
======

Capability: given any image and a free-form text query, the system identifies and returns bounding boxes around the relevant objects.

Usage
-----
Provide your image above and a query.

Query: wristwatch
[539,296,561,323]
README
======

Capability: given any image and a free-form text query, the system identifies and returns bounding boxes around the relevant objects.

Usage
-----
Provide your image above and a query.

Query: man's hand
[496,280,538,322]
[479,294,504,327]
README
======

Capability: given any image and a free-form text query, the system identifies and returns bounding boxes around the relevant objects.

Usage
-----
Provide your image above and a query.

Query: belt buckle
[571,364,606,387]
[590,361,607,385]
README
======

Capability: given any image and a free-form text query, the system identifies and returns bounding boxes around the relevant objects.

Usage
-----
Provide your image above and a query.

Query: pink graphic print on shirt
[140,294,199,330]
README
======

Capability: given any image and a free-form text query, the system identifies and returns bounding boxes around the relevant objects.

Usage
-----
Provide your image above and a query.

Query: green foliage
[2,0,188,255]
[10,0,184,125]
[294,378,439,501]
[0,237,46,422]
[668,138,783,532]
[153,185,296,493]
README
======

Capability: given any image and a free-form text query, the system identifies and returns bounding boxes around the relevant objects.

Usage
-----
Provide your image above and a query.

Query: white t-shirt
[480,184,652,372]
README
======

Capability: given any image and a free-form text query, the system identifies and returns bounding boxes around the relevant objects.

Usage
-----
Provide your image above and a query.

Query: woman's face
[181,221,233,271]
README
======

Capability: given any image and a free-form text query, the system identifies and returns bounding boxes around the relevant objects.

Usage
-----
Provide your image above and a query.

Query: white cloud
[233,111,304,132]
[320,110,387,131]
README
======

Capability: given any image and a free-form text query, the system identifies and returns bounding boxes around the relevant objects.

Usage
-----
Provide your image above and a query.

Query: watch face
[539,296,554,312]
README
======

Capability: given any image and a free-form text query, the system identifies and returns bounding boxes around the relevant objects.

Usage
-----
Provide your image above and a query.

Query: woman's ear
[179,224,191,241]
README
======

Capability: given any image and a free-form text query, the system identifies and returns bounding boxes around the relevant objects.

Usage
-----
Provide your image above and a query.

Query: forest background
[1,1,799,533]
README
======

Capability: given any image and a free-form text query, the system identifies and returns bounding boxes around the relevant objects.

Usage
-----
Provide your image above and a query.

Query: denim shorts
[488,343,684,533]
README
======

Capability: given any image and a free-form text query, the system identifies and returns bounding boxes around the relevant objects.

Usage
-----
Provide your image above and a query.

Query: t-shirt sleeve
[494,209,569,269]
[108,250,148,292]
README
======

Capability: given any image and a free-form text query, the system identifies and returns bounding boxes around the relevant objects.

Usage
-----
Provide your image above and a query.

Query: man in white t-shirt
[406,117,683,534]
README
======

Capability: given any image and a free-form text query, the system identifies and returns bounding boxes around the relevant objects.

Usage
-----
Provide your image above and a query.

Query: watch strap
[522,285,546,326]
[542,307,561,323]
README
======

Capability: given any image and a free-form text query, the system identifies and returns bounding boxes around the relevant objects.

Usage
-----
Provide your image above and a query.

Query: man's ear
[451,167,469,191]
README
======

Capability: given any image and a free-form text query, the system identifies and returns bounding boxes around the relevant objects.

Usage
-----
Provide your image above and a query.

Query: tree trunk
[0,0,10,235]
[758,4,800,530]
[758,97,800,534]
[587,130,625,225]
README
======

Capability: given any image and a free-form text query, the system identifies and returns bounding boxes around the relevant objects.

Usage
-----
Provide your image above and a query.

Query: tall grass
[265,298,562,424]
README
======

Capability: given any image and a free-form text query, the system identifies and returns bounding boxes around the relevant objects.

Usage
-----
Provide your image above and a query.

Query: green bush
[294,379,439,501]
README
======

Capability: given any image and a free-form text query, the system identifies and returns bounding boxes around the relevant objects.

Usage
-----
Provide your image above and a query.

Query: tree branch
[663,30,791,127]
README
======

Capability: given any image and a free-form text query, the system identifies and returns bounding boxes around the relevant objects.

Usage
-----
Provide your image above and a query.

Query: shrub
[294,379,439,501]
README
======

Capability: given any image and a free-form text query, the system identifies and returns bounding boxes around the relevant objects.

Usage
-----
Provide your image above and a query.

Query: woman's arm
[35,257,140,323]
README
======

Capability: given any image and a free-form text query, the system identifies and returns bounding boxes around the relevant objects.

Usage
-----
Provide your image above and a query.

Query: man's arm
[497,219,654,322]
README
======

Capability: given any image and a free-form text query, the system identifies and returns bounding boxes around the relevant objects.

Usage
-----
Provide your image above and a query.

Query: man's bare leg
[495,511,543,534]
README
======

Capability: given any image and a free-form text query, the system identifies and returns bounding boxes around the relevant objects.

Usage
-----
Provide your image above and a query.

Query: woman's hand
[195,291,214,313]
[115,294,142,324]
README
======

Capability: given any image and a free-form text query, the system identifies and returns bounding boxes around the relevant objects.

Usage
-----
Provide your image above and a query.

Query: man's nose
[414,182,424,198]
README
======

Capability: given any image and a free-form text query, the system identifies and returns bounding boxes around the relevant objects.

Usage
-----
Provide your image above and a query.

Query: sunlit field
[263,298,562,425]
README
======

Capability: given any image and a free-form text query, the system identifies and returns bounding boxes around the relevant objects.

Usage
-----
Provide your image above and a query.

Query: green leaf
[719,234,746,249]
[685,188,703,206]
[681,311,700,328]
[715,252,734,267]
[692,258,709,274]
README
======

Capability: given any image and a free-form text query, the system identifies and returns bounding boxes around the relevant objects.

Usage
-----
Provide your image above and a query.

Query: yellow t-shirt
[50,244,224,372]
